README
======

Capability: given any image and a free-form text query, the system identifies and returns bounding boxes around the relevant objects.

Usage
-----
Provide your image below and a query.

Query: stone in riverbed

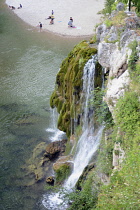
[44,139,67,160]
[53,156,73,184]
[46,176,55,185]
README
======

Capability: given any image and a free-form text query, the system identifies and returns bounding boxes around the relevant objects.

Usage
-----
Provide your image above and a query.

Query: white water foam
[46,108,66,142]
[65,126,103,190]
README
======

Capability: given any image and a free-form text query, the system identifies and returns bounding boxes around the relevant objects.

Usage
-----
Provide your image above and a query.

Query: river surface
[0,1,84,209]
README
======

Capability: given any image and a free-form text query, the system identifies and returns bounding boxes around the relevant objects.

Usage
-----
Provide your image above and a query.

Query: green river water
[0,1,84,209]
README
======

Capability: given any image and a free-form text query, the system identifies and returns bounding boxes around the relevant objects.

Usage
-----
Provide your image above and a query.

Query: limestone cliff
[96,10,140,116]
[49,6,140,209]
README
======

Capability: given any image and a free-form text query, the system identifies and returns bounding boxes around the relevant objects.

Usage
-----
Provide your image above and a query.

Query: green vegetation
[96,129,114,176]
[71,68,140,210]
[89,34,97,44]
[128,41,140,94]
[115,92,139,142]
[103,0,116,14]
[90,88,113,126]
[63,34,140,210]
[121,0,140,14]
[96,133,140,210]
[65,175,98,210]
[55,164,71,184]
[102,0,140,16]
[104,11,127,28]
[50,41,97,136]
[103,0,140,16]
[128,40,139,73]
[95,39,140,209]
[49,5,140,208]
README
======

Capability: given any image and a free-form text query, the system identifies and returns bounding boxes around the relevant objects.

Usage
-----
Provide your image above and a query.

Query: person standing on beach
[68,17,74,27]
[50,14,54,25]
[52,10,54,15]
[39,22,42,31]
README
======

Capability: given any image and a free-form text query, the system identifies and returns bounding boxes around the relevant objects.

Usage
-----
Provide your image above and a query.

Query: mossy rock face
[76,162,95,190]
[53,156,72,185]
[50,41,97,136]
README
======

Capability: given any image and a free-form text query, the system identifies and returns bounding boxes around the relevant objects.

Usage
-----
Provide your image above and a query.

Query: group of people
[39,10,54,31]
[9,4,22,10]
[39,10,75,32]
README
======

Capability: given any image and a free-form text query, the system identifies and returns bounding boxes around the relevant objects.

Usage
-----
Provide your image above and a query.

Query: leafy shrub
[96,129,114,176]
[128,40,139,73]
[115,92,140,138]
[90,88,114,126]
[104,0,115,14]
[104,19,113,28]
[95,139,140,210]
[55,164,71,184]
[66,175,98,210]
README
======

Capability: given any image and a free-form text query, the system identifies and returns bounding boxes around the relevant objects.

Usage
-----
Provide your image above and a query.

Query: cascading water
[64,55,103,189]
[42,55,103,209]
[46,108,66,142]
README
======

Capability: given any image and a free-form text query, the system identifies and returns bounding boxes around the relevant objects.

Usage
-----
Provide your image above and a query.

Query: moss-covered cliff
[50,41,102,136]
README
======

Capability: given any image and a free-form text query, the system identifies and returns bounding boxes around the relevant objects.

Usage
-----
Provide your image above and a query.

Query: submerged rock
[46,176,55,185]
[22,142,49,186]
[44,139,67,160]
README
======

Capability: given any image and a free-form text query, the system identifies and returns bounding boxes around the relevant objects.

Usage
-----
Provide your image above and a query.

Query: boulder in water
[44,139,67,160]
[46,176,55,185]
[53,156,73,184]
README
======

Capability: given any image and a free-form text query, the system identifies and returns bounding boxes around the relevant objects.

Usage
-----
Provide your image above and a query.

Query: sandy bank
[6,0,105,37]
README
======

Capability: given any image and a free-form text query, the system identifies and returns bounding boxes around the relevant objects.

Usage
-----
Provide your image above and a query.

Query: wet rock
[44,139,67,160]
[76,162,95,190]
[53,155,73,171]
[22,142,50,186]
[53,156,73,184]
[46,176,55,185]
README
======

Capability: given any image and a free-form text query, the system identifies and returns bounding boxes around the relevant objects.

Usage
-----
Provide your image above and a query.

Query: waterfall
[46,108,66,142]
[64,55,103,189]
[42,55,103,209]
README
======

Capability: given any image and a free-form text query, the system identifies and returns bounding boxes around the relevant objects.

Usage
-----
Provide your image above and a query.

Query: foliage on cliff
[65,45,140,210]
[50,41,98,136]
[94,42,140,209]
[96,97,140,209]
[64,15,140,210]
[103,0,140,15]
